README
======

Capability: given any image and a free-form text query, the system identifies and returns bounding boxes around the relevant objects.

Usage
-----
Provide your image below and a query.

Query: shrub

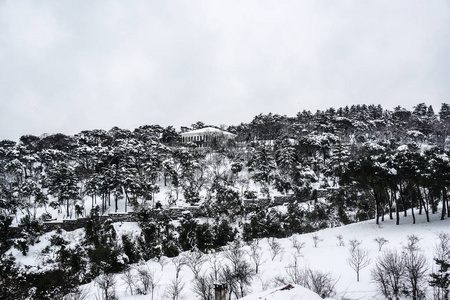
[122,234,141,264]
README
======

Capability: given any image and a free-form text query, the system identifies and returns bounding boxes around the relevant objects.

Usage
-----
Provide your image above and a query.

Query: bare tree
[434,232,450,261]
[403,235,427,300]
[272,275,289,287]
[268,238,284,261]
[95,272,117,300]
[184,249,207,279]
[221,264,238,300]
[136,265,159,299]
[406,235,421,252]
[311,233,323,248]
[220,261,254,299]
[137,265,153,294]
[165,277,185,300]
[285,257,337,299]
[374,237,389,251]
[285,255,303,285]
[191,271,215,300]
[249,239,266,274]
[305,268,338,298]
[336,234,345,247]
[222,240,255,299]
[208,249,223,281]
[159,256,169,271]
[122,268,136,295]
[224,240,245,270]
[371,249,405,300]
[347,246,371,282]
[348,238,362,252]
[256,274,272,291]
[172,256,186,279]
[290,235,305,254]
[149,272,160,300]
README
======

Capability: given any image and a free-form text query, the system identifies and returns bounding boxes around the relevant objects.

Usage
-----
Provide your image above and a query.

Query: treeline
[0,102,450,298]
[0,102,449,222]
[232,102,449,145]
[0,103,449,231]
[343,147,450,225]
[0,125,186,220]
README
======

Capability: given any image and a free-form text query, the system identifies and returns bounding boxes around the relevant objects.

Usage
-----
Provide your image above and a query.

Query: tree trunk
[399,185,407,217]
[374,188,380,225]
[388,189,393,220]
[430,193,437,214]
[446,189,450,218]
[376,202,380,225]
[124,188,129,213]
[414,185,428,221]
[395,193,400,225]
[420,197,429,223]
[441,187,447,220]
[418,198,423,215]
[416,187,422,215]
[33,198,37,220]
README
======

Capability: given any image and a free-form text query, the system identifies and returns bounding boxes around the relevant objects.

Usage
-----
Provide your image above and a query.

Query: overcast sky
[1,0,449,141]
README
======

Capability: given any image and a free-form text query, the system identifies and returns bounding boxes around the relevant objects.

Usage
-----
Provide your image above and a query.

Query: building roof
[239,284,324,300]
[180,127,236,137]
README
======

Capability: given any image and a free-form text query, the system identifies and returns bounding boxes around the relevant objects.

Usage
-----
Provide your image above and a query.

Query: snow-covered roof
[180,127,236,137]
[239,284,325,300]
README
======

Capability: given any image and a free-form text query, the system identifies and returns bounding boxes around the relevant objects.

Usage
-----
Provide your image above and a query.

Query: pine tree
[430,259,450,299]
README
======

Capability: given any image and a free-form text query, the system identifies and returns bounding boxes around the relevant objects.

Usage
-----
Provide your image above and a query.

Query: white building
[180,127,236,147]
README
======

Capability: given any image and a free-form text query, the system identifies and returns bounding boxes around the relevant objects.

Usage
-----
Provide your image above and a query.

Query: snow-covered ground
[11,208,449,299]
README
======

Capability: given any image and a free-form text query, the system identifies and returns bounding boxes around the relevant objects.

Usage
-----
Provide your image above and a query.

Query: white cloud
[0,0,449,140]
[0,0,66,61]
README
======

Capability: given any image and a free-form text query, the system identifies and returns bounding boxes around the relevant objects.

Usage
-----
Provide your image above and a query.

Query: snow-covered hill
[10,209,445,299]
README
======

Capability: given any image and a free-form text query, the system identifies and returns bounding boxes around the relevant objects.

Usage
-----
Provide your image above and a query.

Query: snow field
[26,210,445,299]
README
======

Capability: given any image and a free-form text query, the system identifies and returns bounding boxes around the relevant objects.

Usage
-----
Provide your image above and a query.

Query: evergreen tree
[45,162,79,217]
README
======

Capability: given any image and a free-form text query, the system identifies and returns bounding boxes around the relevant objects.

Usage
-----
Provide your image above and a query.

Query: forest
[1,102,450,299]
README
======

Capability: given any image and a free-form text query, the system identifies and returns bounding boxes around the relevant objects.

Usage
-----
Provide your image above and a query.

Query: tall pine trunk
[415,185,429,222]
[123,187,129,213]
[411,195,416,224]
[399,184,408,217]
[388,188,394,220]
[441,187,447,220]
[394,192,400,225]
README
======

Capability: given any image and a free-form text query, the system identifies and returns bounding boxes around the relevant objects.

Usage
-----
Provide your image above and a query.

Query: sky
[0,0,449,141]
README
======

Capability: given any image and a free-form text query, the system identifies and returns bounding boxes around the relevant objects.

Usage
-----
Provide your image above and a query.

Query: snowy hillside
[11,210,447,299]
[2,103,450,299]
